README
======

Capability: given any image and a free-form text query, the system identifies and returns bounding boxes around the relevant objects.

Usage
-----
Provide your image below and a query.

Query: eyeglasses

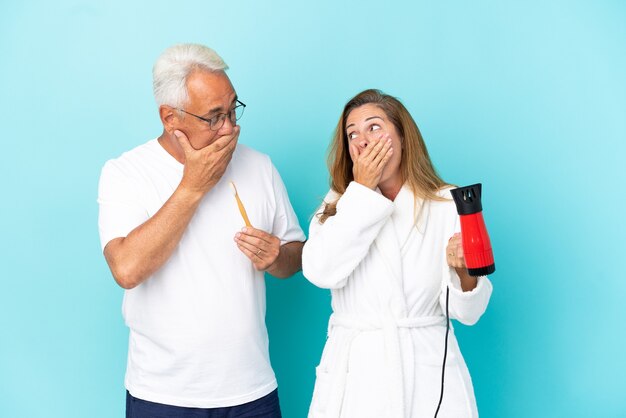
[176,100,246,131]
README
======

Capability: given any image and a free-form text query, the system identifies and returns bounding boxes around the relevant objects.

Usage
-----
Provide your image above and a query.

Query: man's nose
[219,116,235,134]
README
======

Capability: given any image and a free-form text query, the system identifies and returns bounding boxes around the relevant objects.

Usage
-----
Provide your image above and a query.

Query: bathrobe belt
[326,313,447,418]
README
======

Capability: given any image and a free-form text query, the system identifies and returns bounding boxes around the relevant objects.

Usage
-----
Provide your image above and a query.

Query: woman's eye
[348,132,357,140]
[370,124,381,132]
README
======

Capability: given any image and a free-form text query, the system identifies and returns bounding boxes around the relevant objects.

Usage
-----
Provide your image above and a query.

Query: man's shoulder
[102,139,160,171]
[109,139,159,163]
[233,143,272,168]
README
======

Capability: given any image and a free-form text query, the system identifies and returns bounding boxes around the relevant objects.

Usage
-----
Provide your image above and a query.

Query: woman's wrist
[455,267,478,292]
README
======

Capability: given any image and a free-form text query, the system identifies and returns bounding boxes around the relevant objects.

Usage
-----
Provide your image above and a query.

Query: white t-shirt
[97,139,305,408]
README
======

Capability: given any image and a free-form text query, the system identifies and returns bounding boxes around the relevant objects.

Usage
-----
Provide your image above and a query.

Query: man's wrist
[265,248,283,276]
[266,244,291,278]
[175,183,206,204]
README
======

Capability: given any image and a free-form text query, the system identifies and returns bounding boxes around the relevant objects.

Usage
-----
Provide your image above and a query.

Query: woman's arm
[447,233,478,291]
[442,233,493,325]
[302,182,393,289]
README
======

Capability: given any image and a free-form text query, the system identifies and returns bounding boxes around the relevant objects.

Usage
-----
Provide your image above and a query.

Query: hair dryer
[450,183,495,276]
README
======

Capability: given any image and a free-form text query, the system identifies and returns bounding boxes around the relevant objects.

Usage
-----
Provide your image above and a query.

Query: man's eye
[209,115,223,125]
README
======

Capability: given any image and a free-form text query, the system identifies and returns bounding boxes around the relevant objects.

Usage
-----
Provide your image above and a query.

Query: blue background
[1,1,625,417]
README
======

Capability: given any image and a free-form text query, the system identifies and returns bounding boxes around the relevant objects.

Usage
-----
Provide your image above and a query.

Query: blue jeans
[126,389,282,418]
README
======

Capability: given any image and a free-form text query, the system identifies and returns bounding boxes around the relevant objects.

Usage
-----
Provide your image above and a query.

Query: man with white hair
[98,43,304,417]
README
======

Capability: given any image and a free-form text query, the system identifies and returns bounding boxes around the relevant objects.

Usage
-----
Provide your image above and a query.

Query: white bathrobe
[303,181,493,418]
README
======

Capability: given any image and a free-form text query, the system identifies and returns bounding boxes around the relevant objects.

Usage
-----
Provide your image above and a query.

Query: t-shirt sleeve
[97,160,149,251]
[269,162,306,245]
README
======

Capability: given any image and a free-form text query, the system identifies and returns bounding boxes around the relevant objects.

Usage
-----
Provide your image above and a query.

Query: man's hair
[152,43,228,108]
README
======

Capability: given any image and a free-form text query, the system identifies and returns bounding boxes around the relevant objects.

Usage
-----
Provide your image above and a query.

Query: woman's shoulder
[324,187,341,202]
[435,184,456,199]
[427,185,457,216]
[312,188,340,214]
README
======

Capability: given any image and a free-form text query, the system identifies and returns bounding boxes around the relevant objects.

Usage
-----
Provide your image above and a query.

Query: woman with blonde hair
[303,89,493,418]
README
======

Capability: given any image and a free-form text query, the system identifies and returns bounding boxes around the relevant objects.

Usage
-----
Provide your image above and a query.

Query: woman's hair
[152,43,228,108]
[319,89,448,223]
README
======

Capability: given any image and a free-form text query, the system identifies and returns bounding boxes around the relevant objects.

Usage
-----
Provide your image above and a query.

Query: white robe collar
[372,184,430,317]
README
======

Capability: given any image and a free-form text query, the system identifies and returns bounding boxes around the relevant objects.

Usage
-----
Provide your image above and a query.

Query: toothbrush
[229,181,252,227]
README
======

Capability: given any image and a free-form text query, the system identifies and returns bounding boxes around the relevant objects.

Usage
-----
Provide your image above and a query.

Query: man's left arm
[234,228,304,278]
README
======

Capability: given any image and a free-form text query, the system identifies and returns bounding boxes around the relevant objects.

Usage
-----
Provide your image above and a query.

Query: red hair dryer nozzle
[450,183,495,277]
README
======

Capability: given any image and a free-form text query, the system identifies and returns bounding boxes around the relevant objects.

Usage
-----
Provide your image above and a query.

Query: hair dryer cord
[434,286,450,418]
